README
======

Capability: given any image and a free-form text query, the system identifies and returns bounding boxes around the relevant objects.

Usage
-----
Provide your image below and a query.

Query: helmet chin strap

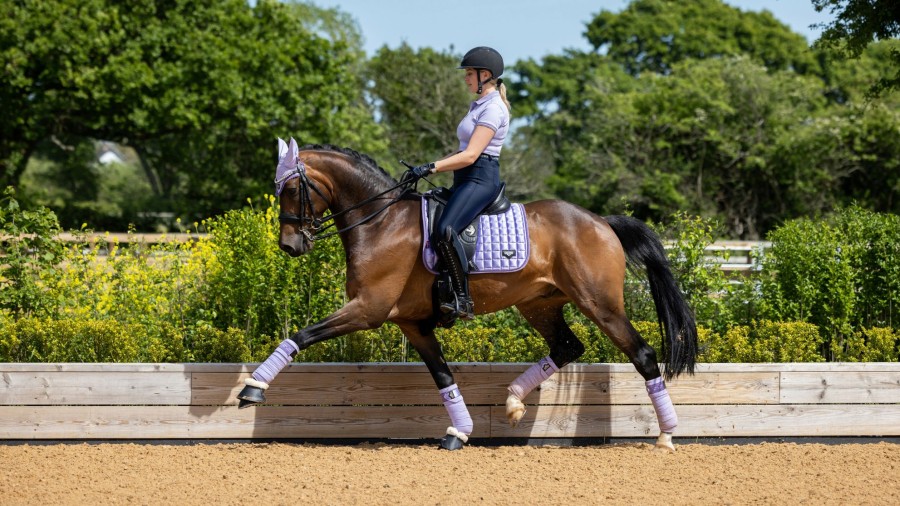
[476,69,492,94]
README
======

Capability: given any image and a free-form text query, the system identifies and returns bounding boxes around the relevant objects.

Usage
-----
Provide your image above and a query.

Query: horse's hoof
[653,432,676,453]
[237,385,266,409]
[439,427,468,451]
[505,394,526,427]
[440,434,465,450]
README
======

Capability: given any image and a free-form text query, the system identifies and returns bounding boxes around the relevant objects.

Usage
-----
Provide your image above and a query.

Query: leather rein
[275,161,417,242]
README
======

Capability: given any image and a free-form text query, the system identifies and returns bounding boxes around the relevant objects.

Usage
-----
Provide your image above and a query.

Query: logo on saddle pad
[421,191,530,275]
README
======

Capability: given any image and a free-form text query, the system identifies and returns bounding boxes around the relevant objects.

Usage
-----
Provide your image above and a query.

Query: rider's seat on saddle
[425,183,511,270]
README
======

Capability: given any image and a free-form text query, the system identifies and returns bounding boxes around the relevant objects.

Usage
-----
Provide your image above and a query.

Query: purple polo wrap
[508,356,559,400]
[646,377,678,433]
[440,384,473,435]
[252,339,300,385]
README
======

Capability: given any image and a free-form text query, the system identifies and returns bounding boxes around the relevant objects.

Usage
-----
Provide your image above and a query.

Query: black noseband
[278,212,305,225]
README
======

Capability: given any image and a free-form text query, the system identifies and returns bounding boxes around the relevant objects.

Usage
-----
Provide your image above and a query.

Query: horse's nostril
[279,243,294,255]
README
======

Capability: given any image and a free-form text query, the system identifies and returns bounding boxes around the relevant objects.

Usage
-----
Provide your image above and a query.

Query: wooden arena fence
[53,233,769,274]
[1,362,898,440]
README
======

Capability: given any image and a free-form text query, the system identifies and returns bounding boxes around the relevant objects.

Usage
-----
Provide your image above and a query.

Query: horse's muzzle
[279,233,311,257]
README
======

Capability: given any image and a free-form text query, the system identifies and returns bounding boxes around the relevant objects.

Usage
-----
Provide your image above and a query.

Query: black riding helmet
[458,46,504,94]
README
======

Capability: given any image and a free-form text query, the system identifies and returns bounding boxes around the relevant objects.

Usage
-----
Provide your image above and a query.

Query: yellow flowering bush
[3,188,898,363]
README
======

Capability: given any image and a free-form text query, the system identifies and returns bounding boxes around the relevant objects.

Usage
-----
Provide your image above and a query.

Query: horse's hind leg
[573,300,678,452]
[505,300,586,427]
[395,320,473,450]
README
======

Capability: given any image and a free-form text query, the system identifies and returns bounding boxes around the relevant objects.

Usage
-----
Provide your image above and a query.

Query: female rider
[410,46,512,320]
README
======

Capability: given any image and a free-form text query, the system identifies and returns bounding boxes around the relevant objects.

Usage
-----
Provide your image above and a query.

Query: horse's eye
[285,187,299,197]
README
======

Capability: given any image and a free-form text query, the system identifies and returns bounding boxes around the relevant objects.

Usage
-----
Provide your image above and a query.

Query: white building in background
[96,141,126,165]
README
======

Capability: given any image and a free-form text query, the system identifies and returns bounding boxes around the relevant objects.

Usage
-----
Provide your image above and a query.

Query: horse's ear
[275,137,300,182]
[288,137,299,163]
[277,137,288,162]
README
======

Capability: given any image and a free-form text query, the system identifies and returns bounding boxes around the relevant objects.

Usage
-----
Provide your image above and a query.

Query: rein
[276,161,417,242]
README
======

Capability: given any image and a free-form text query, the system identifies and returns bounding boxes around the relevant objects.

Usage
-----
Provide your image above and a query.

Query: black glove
[411,162,435,179]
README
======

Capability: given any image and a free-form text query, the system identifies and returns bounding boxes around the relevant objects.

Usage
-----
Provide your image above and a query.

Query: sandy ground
[1,441,898,505]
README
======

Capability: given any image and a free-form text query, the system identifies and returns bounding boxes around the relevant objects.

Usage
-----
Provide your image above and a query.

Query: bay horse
[237,140,698,451]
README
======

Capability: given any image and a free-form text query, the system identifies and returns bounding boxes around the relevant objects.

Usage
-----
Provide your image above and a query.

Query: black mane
[300,144,398,190]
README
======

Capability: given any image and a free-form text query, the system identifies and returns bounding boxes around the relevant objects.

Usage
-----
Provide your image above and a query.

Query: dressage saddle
[425,182,511,270]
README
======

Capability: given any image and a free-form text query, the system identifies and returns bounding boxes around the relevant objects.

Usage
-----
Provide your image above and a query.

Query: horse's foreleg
[237,300,381,408]
[396,321,473,450]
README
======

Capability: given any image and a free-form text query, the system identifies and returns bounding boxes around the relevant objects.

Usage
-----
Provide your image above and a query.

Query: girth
[425,183,511,270]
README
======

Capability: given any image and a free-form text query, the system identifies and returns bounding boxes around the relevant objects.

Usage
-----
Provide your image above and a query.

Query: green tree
[630,57,827,235]
[813,0,900,95]
[584,0,817,76]
[511,51,641,210]
[366,44,470,171]
[0,0,384,227]
[509,1,899,238]
[514,54,831,236]
[817,39,900,104]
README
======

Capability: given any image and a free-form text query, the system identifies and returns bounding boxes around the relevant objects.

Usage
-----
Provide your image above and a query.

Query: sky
[308,0,835,64]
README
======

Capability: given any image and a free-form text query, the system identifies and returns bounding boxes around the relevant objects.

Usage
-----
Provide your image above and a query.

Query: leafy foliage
[1,194,899,363]
[813,0,900,95]
[698,321,825,363]
[585,0,816,76]
[757,206,900,359]
[366,44,470,170]
[2,0,385,227]
[510,1,899,239]
[0,187,63,315]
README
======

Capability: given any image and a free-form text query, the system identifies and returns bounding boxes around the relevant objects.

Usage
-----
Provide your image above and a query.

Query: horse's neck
[314,157,398,233]
[317,165,371,211]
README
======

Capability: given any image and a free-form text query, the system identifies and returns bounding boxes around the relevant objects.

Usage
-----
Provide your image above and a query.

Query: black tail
[605,215,698,379]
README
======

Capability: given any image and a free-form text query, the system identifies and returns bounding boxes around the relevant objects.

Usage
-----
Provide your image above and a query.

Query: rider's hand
[411,162,435,179]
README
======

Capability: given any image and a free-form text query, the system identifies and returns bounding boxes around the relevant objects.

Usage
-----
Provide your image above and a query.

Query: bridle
[275,159,417,242]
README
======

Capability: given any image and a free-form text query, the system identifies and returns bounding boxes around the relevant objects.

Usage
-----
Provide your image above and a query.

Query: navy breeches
[432,157,500,272]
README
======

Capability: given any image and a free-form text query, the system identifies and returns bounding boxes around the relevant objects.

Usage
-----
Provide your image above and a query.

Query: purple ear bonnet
[274,137,303,196]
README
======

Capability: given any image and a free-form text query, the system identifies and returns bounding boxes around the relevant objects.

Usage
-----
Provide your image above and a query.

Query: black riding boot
[436,239,475,320]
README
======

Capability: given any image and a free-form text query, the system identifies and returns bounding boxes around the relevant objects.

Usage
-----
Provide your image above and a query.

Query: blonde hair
[497,80,511,113]
[475,68,512,113]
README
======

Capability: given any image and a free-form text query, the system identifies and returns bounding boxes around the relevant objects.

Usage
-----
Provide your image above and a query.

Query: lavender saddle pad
[421,195,530,274]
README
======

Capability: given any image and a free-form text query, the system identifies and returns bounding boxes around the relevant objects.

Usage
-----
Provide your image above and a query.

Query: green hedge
[2,187,899,363]
[754,206,900,359]
[2,315,897,363]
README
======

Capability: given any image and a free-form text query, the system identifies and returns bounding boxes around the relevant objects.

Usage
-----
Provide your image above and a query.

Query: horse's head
[274,137,331,257]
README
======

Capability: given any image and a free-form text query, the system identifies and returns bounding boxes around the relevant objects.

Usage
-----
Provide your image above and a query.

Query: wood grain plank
[780,371,900,404]
[0,405,490,439]
[490,404,900,438]
[1,403,897,439]
[0,372,191,405]
[192,370,779,407]
[520,371,780,405]
[192,372,449,406]
[0,363,489,374]
[0,363,192,373]
[515,362,900,373]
